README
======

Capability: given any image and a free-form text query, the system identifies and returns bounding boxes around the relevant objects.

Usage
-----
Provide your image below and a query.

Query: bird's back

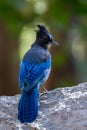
[23,43,51,64]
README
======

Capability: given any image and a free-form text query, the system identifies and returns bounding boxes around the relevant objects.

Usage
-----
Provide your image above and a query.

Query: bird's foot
[39,92,47,96]
[39,86,50,96]
[41,85,49,93]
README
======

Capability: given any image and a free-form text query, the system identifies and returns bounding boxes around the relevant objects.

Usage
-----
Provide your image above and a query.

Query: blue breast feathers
[19,58,51,92]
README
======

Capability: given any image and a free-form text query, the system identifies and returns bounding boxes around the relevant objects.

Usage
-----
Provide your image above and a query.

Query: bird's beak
[52,40,59,46]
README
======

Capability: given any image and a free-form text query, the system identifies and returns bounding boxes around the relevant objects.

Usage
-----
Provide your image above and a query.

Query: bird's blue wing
[19,58,51,92]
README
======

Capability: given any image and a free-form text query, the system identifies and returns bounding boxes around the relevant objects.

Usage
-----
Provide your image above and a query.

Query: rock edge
[0,82,87,130]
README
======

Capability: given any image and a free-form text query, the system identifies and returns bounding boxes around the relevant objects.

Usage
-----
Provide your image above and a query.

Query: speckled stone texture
[0,82,87,130]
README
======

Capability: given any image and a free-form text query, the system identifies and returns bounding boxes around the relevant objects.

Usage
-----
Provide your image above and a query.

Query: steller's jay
[18,25,58,123]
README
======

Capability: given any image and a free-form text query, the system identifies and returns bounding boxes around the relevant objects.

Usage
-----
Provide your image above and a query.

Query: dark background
[0,0,87,95]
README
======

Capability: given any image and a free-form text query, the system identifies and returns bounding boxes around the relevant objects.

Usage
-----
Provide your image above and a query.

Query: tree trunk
[0,22,20,95]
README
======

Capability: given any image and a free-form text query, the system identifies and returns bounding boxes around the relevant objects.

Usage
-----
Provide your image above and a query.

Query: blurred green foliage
[0,0,87,95]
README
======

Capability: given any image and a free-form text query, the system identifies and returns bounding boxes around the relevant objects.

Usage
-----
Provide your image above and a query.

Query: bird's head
[35,25,59,49]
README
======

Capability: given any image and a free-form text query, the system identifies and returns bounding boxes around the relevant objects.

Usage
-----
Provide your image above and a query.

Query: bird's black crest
[35,24,50,39]
[37,25,47,32]
[36,24,50,34]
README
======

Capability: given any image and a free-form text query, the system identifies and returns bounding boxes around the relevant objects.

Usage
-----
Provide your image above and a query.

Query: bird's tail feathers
[18,86,38,123]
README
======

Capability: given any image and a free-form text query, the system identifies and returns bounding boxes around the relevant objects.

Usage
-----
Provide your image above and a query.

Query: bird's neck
[34,39,49,49]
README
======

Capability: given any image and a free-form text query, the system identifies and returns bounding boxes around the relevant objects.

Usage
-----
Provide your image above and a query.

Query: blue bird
[18,25,58,123]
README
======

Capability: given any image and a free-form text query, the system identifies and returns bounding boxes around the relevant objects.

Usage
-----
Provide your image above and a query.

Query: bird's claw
[39,86,50,96]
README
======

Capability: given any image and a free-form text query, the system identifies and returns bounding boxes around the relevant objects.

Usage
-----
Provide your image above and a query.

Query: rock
[0,82,87,130]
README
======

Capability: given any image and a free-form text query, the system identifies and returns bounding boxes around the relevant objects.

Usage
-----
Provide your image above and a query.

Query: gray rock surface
[0,82,87,130]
